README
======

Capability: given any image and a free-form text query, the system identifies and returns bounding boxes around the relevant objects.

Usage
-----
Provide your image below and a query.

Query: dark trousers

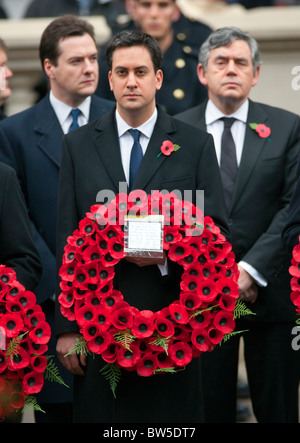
[201,319,300,423]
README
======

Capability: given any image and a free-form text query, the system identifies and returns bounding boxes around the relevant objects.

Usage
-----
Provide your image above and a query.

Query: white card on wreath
[124,215,164,258]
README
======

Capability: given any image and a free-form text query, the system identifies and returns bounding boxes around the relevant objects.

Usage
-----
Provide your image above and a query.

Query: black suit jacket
[0,162,41,290]
[176,100,300,322]
[55,105,229,422]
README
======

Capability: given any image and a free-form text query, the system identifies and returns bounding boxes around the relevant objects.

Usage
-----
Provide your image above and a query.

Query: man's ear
[108,71,113,91]
[197,63,208,87]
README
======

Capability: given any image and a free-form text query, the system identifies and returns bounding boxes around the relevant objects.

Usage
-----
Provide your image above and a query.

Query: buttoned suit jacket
[0,162,41,290]
[0,92,114,403]
[55,105,229,422]
[176,99,300,322]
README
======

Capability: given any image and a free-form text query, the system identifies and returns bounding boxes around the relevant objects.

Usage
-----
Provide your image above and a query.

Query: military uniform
[96,14,211,115]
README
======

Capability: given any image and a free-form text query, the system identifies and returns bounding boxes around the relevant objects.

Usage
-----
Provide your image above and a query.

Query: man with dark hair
[96,0,211,115]
[176,26,300,423]
[55,29,229,423]
[0,15,114,422]
[0,37,13,120]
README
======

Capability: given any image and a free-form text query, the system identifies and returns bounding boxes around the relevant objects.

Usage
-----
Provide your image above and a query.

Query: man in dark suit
[0,162,41,291]
[0,37,13,120]
[55,29,229,423]
[0,15,114,422]
[176,26,300,423]
[96,0,211,115]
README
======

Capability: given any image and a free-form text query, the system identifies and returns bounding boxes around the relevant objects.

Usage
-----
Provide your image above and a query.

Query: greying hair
[199,27,261,73]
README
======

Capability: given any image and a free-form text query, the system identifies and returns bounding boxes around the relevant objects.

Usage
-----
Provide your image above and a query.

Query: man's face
[108,45,162,123]
[0,48,13,106]
[132,0,178,41]
[44,33,98,106]
[198,39,260,112]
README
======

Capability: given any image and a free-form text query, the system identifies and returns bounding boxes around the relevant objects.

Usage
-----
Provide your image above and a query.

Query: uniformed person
[95,0,211,115]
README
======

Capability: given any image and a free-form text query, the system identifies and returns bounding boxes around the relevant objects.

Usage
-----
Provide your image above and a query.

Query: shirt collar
[49,91,91,126]
[206,99,249,125]
[115,107,158,139]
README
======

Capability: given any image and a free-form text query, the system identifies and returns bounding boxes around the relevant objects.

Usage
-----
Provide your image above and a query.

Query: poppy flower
[95,305,111,330]
[0,313,24,338]
[108,237,124,259]
[189,308,212,329]
[26,310,45,328]
[289,258,300,278]
[0,279,9,300]
[79,218,96,237]
[163,226,182,250]
[180,292,202,311]
[128,190,149,216]
[27,339,48,357]
[29,321,51,345]
[6,281,25,302]
[169,242,192,263]
[168,302,189,324]
[0,350,7,373]
[8,347,30,371]
[10,391,25,410]
[208,326,224,345]
[30,355,48,373]
[58,291,74,309]
[16,291,36,311]
[291,291,300,313]
[116,344,141,368]
[59,304,76,322]
[23,371,44,395]
[0,266,16,285]
[218,294,237,312]
[136,353,158,376]
[160,140,174,156]
[216,278,239,300]
[256,123,271,139]
[82,245,102,264]
[59,263,76,282]
[102,290,124,310]
[87,330,111,354]
[111,307,134,330]
[76,304,97,327]
[169,341,192,367]
[156,351,174,369]
[101,343,119,363]
[191,328,212,352]
[155,316,175,337]
[131,310,155,338]
[197,280,218,303]
[213,311,235,334]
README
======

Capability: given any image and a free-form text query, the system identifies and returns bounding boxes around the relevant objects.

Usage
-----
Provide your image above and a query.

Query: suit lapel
[230,100,269,211]
[93,109,127,194]
[93,107,177,194]
[34,95,64,168]
[133,108,177,191]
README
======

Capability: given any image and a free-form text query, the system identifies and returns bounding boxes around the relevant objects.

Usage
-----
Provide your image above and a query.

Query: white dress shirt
[205,99,267,288]
[115,107,157,185]
[115,108,168,275]
[49,91,91,134]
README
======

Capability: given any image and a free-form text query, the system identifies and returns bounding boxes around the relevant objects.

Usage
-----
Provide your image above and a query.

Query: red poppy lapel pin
[157,140,181,157]
[249,123,271,141]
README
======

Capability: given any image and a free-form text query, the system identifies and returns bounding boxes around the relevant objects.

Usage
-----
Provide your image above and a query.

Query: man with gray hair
[176,26,300,423]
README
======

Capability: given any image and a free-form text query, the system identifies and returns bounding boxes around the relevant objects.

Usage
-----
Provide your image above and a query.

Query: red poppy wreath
[59,190,239,388]
[0,265,67,420]
[289,240,300,315]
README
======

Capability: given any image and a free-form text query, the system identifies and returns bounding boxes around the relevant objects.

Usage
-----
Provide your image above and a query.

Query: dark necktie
[220,117,237,211]
[128,129,143,191]
[68,109,81,132]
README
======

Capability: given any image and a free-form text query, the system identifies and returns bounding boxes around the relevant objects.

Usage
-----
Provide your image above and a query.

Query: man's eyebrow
[213,55,249,64]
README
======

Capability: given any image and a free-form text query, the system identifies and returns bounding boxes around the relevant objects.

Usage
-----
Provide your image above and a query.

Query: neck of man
[211,95,247,116]
[117,102,156,128]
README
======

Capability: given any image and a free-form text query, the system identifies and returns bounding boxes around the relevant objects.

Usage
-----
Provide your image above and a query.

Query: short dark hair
[39,14,96,69]
[106,30,162,72]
